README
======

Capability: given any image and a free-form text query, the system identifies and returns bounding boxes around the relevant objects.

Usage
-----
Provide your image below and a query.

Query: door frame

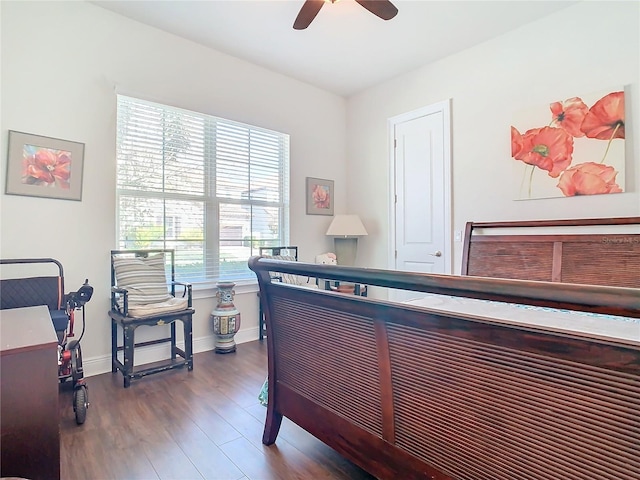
[387,99,453,274]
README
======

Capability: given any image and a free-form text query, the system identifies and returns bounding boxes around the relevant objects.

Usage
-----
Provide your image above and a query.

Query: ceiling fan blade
[355,0,398,21]
[293,0,325,30]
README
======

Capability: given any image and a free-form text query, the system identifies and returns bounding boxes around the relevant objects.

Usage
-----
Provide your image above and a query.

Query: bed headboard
[461,217,640,288]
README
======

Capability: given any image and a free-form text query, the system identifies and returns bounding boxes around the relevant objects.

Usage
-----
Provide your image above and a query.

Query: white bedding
[405,294,640,346]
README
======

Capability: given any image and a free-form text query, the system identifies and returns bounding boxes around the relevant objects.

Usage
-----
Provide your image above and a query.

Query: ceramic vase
[211,282,241,353]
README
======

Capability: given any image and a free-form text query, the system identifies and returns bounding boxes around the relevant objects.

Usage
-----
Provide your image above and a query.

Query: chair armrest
[172,281,193,308]
[111,286,130,316]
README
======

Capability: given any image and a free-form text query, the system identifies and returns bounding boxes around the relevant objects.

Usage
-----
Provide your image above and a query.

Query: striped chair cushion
[127,297,188,317]
[112,253,172,306]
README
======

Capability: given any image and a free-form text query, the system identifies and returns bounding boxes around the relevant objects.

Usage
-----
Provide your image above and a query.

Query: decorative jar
[211,282,241,353]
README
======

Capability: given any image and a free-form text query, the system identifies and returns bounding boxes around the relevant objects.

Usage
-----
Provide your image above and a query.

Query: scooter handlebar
[67,279,93,309]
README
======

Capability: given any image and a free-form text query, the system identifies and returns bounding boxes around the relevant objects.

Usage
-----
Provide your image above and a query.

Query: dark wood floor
[59,340,375,480]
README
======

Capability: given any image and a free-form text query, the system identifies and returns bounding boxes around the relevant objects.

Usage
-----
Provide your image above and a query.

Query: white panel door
[390,101,451,302]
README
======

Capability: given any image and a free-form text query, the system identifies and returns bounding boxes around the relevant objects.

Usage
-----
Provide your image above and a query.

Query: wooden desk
[1,305,60,480]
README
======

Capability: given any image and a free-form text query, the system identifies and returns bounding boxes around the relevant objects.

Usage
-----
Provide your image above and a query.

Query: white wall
[347,1,640,275]
[0,1,346,375]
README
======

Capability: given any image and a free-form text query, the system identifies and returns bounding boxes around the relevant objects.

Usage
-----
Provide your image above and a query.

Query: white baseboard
[83,327,260,377]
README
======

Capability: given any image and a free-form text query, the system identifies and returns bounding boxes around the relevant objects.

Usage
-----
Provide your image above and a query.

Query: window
[116,95,290,285]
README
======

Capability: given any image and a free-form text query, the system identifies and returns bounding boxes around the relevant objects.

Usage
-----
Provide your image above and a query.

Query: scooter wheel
[74,386,88,425]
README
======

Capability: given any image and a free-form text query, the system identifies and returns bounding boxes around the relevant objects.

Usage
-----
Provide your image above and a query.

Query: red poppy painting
[306,177,334,215]
[6,131,85,201]
[511,88,625,199]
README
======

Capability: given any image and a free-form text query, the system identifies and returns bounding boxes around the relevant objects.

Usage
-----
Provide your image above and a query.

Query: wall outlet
[454,230,462,242]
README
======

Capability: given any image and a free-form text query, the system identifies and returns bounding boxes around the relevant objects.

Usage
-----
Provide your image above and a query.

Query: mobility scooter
[0,258,93,424]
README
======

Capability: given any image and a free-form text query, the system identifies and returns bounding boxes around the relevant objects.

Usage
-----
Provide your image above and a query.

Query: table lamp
[325,214,368,266]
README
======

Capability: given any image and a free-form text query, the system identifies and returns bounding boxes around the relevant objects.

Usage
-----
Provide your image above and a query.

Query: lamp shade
[325,215,368,237]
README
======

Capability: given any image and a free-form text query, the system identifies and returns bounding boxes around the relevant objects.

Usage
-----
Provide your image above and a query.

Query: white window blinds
[116,95,290,284]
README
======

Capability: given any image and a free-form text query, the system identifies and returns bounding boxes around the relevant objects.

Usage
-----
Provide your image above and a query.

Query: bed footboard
[250,255,640,480]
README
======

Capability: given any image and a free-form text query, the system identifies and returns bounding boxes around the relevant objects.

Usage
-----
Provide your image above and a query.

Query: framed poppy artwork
[306,177,334,215]
[5,130,85,201]
[511,87,625,200]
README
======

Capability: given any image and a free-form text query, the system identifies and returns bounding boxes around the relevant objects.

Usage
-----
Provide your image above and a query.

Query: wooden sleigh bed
[249,217,640,480]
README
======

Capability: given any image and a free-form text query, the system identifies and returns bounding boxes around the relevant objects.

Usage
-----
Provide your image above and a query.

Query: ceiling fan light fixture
[293,0,398,30]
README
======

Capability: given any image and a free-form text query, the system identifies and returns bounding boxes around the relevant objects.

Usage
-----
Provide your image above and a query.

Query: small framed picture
[306,177,334,216]
[5,130,85,201]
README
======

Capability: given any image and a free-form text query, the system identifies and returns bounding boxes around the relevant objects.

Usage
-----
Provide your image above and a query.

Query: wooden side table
[1,305,60,480]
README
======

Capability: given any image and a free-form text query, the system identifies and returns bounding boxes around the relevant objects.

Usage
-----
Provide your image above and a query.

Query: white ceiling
[92,0,577,97]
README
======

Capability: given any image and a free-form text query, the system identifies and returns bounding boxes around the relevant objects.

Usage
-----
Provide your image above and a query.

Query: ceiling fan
[293,0,399,30]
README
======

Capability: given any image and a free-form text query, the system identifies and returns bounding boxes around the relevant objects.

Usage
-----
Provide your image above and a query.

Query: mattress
[405,293,639,346]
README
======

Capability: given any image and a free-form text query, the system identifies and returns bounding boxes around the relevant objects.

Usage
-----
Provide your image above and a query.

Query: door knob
[430,251,442,257]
